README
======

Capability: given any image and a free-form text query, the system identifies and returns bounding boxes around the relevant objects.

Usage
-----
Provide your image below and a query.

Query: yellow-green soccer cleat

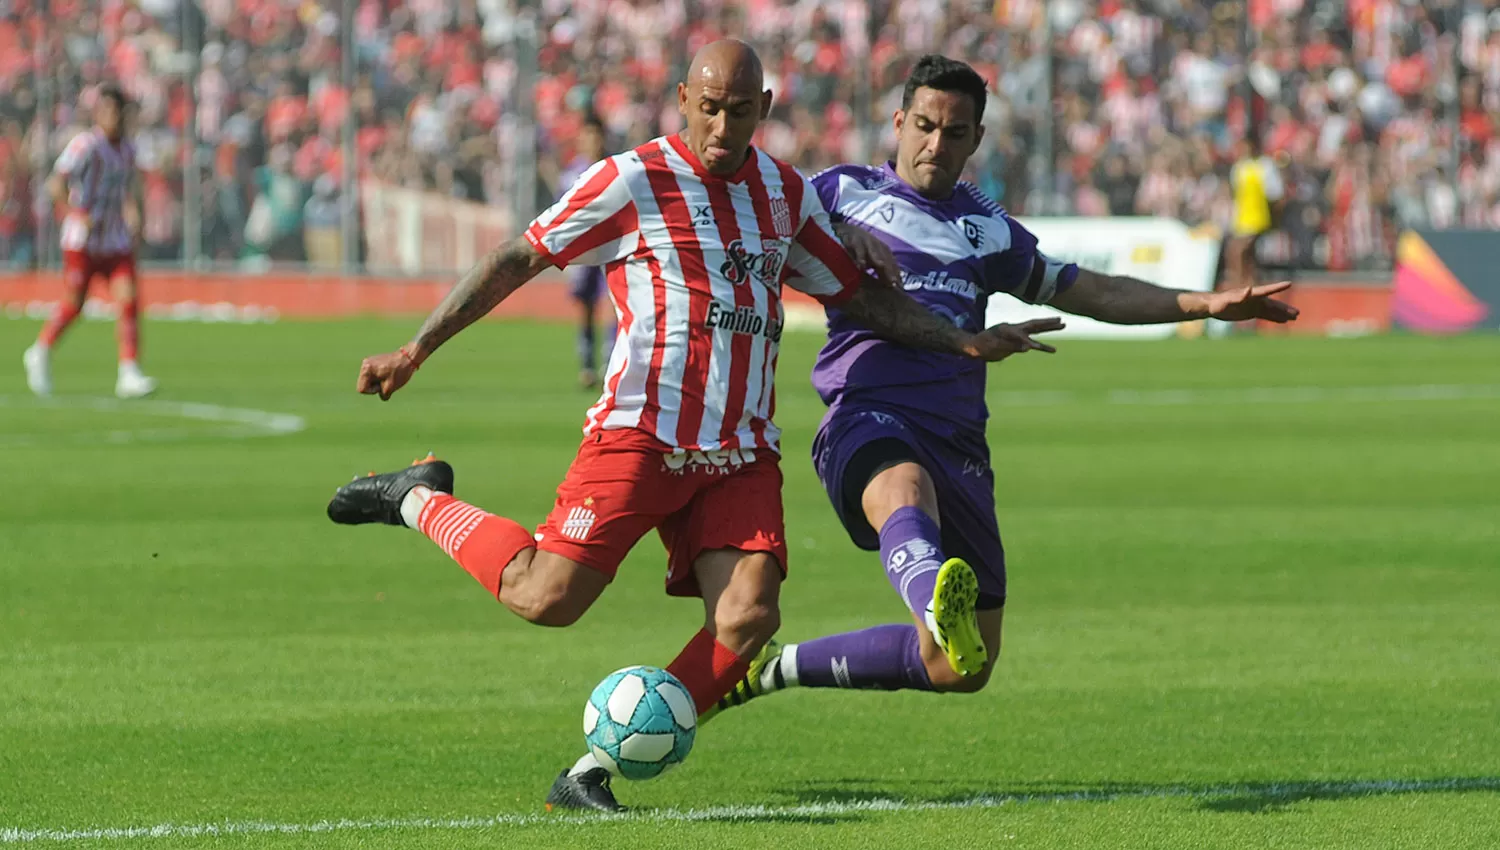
[931,557,987,677]
[699,639,784,725]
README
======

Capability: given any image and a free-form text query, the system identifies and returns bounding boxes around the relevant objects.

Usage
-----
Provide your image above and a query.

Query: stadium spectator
[4,0,1498,273]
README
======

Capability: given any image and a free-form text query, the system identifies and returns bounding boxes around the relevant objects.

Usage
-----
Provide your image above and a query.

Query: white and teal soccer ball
[583,665,697,780]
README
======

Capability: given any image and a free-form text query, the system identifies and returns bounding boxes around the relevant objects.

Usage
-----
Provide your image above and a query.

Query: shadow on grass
[766,775,1500,817]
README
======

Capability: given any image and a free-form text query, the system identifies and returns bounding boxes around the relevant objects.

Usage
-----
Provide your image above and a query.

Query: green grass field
[2,318,1498,849]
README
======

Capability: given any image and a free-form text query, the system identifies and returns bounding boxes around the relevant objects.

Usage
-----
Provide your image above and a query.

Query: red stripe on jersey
[719,165,781,449]
[636,236,671,437]
[552,203,638,267]
[643,146,714,449]
[704,177,755,449]
[587,248,638,433]
[793,221,862,307]
[544,157,621,236]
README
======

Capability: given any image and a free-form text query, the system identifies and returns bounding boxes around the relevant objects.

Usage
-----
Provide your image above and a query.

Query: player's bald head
[677,39,772,176]
[685,39,764,96]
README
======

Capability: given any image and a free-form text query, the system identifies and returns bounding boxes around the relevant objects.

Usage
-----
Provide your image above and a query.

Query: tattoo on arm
[410,238,548,356]
[841,280,973,355]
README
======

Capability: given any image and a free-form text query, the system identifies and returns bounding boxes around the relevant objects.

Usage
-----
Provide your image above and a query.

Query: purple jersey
[810,163,1079,431]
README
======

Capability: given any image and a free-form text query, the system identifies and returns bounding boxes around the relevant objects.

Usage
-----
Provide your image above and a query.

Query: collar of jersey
[667,133,759,184]
[880,160,958,206]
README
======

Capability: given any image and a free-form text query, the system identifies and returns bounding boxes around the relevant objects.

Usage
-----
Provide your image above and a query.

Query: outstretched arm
[841,279,1063,361]
[1048,269,1299,325]
[407,238,551,359]
[840,280,976,355]
[355,238,550,400]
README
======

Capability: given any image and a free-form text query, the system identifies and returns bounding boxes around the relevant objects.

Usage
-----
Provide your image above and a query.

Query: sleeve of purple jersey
[981,214,1079,304]
[810,168,845,223]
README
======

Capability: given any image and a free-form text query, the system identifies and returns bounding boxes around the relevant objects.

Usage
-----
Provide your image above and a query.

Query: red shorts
[534,428,788,598]
[63,251,137,292]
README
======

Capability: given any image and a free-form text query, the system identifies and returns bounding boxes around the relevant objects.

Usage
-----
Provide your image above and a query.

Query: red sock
[117,296,139,363]
[38,302,82,348]
[666,629,753,716]
[417,493,534,596]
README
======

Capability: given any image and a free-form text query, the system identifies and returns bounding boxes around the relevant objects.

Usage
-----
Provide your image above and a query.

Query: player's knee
[715,598,780,651]
[926,658,996,694]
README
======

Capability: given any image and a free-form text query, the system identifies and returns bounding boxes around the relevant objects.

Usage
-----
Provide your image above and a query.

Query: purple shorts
[812,403,1006,608]
[569,266,605,302]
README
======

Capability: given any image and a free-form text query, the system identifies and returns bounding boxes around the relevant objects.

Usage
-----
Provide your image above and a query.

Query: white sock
[568,751,602,777]
[776,643,800,688]
[119,360,139,375]
[399,485,435,529]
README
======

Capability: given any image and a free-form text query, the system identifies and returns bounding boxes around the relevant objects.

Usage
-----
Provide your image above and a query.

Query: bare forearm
[842,281,976,356]
[408,238,546,358]
[1064,273,1210,324]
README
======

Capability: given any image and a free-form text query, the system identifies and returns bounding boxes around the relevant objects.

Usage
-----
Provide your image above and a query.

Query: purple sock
[879,506,944,619]
[791,624,933,691]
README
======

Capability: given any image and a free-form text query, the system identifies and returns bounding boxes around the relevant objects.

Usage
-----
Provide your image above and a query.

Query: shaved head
[677,39,772,176]
[686,39,764,94]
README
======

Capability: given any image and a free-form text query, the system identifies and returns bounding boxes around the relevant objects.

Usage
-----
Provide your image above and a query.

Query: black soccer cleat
[326,454,455,527]
[544,768,625,813]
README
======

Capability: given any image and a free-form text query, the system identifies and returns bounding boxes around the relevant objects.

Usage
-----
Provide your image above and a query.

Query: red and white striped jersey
[54,128,137,257]
[525,133,862,454]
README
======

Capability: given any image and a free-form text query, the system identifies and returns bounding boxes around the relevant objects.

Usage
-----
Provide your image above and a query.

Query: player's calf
[921,654,996,693]
[919,601,1004,693]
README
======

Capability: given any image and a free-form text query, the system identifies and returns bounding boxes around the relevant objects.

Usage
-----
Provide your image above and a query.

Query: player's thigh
[500,548,612,626]
[660,456,786,650]
[861,459,940,532]
[527,431,692,616]
[60,252,95,304]
[107,255,139,301]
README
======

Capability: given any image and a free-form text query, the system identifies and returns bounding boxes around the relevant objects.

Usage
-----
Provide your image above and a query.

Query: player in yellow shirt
[1226,135,1285,293]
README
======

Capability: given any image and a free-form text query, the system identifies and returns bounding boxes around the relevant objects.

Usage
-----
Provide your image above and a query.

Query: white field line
[0,395,305,446]
[3,777,1497,843]
[992,383,1500,408]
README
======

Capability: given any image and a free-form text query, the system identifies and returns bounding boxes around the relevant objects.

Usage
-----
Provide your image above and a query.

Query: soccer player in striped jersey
[325,41,1051,811]
[704,55,1298,715]
[24,84,156,399]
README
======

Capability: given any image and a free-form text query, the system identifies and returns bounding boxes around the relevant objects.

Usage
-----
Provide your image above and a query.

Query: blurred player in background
[704,55,1298,716]
[560,118,615,388]
[23,84,157,399]
[1226,134,1286,292]
[325,41,1049,812]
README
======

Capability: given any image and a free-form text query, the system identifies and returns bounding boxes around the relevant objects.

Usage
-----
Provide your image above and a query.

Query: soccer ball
[583,665,697,780]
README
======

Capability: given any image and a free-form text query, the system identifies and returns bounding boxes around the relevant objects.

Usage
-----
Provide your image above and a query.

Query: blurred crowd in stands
[2,0,1498,271]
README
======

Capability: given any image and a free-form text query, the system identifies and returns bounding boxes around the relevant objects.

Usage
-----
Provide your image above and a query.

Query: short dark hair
[901,55,988,122]
[96,83,129,111]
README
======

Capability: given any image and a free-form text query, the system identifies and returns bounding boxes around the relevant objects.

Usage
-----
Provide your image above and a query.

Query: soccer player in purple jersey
[559,117,613,388]
[705,55,1298,712]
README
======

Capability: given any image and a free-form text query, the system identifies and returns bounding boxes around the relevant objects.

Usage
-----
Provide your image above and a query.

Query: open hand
[833,222,903,289]
[964,317,1065,362]
[356,350,419,400]
[1205,281,1300,323]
